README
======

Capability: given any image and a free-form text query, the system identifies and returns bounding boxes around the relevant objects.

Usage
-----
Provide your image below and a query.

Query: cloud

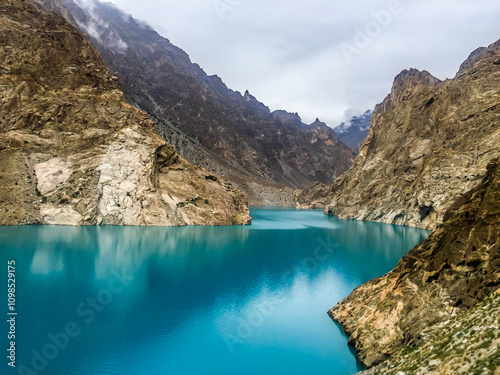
[74,0,128,54]
[100,0,500,125]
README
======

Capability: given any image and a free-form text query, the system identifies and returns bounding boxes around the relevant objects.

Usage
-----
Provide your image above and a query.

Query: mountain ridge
[58,0,355,204]
[0,0,250,226]
[320,40,500,229]
[330,157,500,369]
[325,39,500,372]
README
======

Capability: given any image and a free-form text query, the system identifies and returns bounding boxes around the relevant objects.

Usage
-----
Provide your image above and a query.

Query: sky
[103,0,500,126]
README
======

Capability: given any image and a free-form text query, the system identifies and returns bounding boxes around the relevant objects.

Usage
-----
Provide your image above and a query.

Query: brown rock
[323,41,500,229]
[329,158,500,368]
[0,0,250,226]
[56,0,355,205]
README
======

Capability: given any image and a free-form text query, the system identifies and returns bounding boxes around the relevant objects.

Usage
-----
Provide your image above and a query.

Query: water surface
[1,208,429,375]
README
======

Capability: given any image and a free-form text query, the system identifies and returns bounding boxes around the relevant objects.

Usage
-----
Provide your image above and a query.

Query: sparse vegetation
[361,292,500,374]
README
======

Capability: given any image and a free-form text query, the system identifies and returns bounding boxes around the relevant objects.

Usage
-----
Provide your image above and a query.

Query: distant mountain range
[56,0,355,205]
[333,110,372,152]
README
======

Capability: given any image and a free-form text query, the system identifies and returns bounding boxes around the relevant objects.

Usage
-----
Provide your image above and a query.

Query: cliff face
[361,289,500,374]
[324,41,500,229]
[0,0,250,226]
[329,158,500,368]
[295,182,330,209]
[57,0,355,204]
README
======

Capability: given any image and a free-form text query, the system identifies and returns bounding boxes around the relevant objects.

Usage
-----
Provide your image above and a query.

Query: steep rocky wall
[296,182,330,209]
[58,0,355,200]
[324,41,500,229]
[360,289,500,374]
[329,158,500,368]
[0,0,250,226]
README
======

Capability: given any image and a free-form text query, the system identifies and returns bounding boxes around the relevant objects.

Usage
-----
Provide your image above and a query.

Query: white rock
[35,158,72,195]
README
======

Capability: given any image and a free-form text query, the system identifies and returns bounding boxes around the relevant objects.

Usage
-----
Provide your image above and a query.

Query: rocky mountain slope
[322,41,500,229]
[360,289,500,375]
[0,0,250,226]
[57,0,355,204]
[330,157,500,369]
[333,110,372,152]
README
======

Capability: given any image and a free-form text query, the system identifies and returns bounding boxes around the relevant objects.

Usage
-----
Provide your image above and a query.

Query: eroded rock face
[360,290,500,375]
[329,158,500,368]
[56,0,355,205]
[324,41,500,229]
[296,182,330,209]
[0,0,250,226]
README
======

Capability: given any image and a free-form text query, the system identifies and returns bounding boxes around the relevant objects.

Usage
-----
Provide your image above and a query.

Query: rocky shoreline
[330,158,500,370]
[324,41,500,373]
[317,40,500,230]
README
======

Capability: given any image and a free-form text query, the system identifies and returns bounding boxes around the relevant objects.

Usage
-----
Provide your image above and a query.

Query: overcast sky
[104,0,500,126]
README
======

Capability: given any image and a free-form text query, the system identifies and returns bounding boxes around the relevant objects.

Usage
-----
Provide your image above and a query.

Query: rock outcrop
[323,41,500,229]
[0,0,250,226]
[296,182,330,209]
[329,158,500,369]
[360,289,500,374]
[57,0,355,205]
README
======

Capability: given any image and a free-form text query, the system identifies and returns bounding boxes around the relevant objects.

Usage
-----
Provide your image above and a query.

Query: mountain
[57,0,355,205]
[322,41,500,229]
[330,158,500,370]
[359,289,499,374]
[324,40,500,372]
[333,110,372,152]
[0,0,250,226]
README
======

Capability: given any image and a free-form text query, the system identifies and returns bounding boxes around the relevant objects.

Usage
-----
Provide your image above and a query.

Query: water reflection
[0,210,429,375]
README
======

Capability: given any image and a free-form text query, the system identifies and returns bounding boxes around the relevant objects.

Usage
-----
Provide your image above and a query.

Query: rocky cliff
[330,158,500,369]
[57,0,355,205]
[360,289,500,374]
[323,41,500,229]
[0,0,250,226]
[295,182,330,209]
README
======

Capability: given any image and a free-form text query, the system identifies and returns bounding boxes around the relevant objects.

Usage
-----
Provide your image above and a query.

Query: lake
[1,208,429,375]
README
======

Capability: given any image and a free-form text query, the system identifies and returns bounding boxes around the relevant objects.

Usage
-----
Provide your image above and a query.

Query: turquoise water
[1,208,429,375]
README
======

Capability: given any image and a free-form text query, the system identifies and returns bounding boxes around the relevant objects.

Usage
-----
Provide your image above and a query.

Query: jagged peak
[393,68,441,87]
[388,68,441,104]
[242,90,270,113]
[310,118,328,128]
[456,39,500,77]
[458,47,487,74]
[271,110,302,124]
[334,110,372,136]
